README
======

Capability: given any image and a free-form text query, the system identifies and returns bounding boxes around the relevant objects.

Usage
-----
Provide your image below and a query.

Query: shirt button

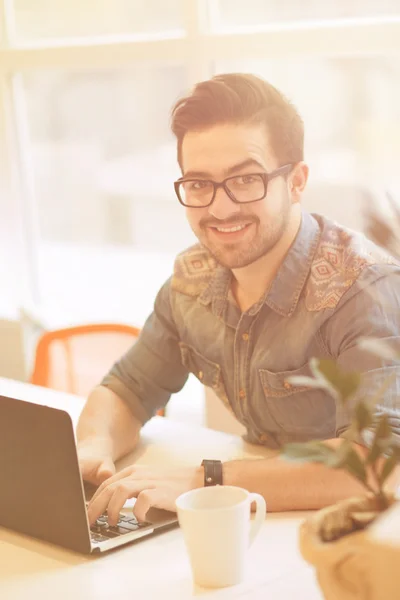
[283,381,292,390]
[198,371,203,380]
[239,389,246,399]
[242,332,249,341]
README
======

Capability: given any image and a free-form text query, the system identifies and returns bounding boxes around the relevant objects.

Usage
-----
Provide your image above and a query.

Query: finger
[90,464,150,504]
[90,465,136,505]
[78,456,116,486]
[88,477,155,525]
[133,488,170,523]
[78,460,98,484]
[87,481,119,524]
[107,483,156,526]
[96,459,116,485]
[87,475,149,524]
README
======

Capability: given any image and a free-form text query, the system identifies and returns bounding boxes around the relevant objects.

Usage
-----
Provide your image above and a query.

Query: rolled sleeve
[323,268,400,446]
[101,278,189,424]
[336,366,400,446]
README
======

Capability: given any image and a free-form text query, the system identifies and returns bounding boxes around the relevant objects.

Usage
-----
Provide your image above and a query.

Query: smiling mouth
[208,223,252,233]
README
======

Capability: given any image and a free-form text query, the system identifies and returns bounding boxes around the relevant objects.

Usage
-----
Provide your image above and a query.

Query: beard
[192,197,292,270]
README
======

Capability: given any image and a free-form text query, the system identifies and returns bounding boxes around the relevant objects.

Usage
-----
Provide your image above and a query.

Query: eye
[185,180,210,191]
[236,174,257,184]
[192,180,209,189]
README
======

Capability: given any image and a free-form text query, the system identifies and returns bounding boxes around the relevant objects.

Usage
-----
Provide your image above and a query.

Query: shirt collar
[264,211,321,317]
[199,211,321,318]
[199,263,230,318]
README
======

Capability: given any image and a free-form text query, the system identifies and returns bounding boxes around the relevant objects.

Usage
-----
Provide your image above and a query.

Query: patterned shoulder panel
[306,224,398,312]
[171,244,218,297]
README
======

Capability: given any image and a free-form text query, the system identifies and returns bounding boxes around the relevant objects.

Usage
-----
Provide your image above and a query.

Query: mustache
[200,216,258,228]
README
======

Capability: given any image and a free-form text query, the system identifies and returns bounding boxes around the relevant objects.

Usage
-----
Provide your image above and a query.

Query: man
[79,73,400,526]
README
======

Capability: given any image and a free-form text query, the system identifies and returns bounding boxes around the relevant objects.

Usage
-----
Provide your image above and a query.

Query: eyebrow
[182,158,266,180]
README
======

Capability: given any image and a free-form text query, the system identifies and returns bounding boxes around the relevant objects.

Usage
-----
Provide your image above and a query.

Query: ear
[288,162,309,203]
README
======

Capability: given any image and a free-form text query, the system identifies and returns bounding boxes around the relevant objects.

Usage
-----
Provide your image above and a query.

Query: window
[24,64,194,325]
[12,0,184,41]
[1,0,400,324]
[215,57,400,229]
[213,0,400,31]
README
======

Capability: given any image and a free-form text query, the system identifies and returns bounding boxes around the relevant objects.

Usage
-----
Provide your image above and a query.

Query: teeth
[215,224,247,233]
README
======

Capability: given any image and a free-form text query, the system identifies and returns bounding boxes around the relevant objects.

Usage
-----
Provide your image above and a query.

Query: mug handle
[248,493,267,546]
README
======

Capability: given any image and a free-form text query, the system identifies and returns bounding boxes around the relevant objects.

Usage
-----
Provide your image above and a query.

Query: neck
[231,207,302,311]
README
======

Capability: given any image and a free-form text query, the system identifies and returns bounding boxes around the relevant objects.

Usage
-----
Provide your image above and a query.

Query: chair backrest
[30,323,140,397]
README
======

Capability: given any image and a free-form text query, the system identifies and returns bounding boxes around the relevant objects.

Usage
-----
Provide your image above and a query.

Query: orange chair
[31,323,165,415]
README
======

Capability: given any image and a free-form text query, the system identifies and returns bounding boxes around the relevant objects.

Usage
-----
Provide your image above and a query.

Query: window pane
[23,65,194,325]
[213,0,400,30]
[13,0,183,42]
[215,58,400,230]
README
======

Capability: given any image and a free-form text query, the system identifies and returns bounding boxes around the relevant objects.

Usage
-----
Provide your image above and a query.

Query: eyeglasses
[174,164,293,208]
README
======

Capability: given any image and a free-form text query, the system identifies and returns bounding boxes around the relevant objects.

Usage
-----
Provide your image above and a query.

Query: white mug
[176,485,267,588]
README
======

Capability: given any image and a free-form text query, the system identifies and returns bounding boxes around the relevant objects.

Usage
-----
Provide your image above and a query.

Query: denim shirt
[102,211,400,449]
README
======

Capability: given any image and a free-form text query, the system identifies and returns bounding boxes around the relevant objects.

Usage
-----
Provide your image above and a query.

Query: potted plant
[281,357,400,600]
[280,197,400,600]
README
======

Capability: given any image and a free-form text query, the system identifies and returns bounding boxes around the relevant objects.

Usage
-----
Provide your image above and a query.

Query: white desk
[0,378,322,600]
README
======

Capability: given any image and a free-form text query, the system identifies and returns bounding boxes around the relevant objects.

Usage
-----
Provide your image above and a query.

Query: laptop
[0,395,178,554]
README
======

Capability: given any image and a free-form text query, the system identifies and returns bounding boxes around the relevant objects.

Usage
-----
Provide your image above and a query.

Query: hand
[87,464,204,525]
[77,441,116,486]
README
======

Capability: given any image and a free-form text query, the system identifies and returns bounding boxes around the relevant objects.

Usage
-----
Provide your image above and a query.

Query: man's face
[180,123,297,269]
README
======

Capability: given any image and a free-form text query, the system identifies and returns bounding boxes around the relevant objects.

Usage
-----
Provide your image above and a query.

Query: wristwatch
[201,459,223,486]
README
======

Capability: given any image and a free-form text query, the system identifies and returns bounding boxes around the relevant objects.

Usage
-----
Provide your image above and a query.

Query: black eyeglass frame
[174,163,294,208]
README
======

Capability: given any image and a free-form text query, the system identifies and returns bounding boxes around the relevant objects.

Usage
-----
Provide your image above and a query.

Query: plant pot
[299,494,398,600]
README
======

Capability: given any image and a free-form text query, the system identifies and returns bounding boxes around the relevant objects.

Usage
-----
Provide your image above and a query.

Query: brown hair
[171,72,304,169]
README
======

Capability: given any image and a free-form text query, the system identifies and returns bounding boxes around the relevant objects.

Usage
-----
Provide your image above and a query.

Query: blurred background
[0,0,399,425]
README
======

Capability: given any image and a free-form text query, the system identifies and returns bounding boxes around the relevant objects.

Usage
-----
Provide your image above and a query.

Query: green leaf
[339,423,359,443]
[357,337,400,361]
[327,440,353,468]
[286,375,328,389]
[380,454,398,486]
[375,413,392,440]
[310,359,361,404]
[281,441,336,466]
[390,444,400,461]
[354,402,374,433]
[366,414,392,465]
[341,448,367,485]
[367,440,383,465]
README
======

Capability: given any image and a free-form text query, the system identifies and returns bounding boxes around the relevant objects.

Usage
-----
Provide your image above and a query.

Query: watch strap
[201,459,223,486]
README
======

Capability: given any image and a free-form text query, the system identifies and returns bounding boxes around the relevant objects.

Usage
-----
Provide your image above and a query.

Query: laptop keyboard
[90,513,151,543]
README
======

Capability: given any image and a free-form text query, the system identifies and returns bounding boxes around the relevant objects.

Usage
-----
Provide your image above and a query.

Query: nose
[208,186,241,221]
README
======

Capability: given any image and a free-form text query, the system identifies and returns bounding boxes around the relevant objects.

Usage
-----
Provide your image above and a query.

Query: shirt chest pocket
[179,343,232,413]
[258,364,335,435]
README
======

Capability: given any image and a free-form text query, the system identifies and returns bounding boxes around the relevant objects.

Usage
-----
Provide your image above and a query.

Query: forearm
[76,385,142,461]
[223,456,363,511]
[223,439,400,512]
